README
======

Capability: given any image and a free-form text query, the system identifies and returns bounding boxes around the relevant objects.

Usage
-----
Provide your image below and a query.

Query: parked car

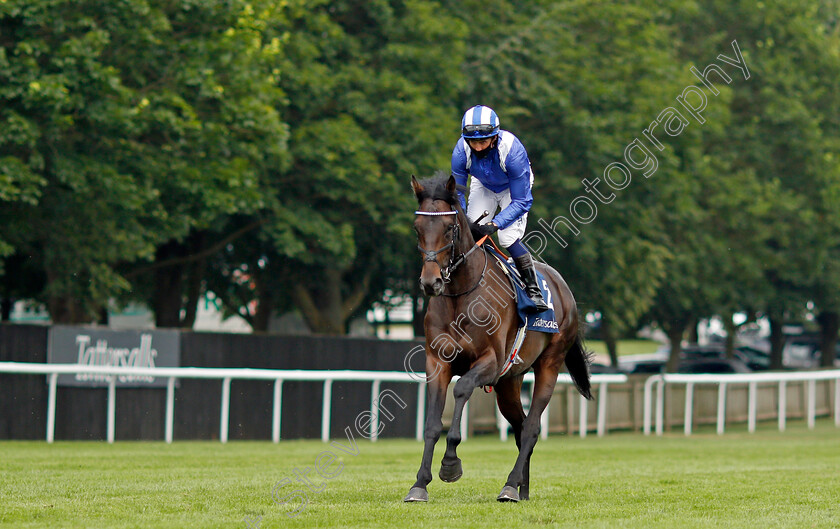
[658,343,760,371]
[679,344,729,359]
[589,362,624,374]
[734,345,771,370]
[629,361,668,375]
[677,358,752,374]
[628,357,752,374]
[782,334,840,367]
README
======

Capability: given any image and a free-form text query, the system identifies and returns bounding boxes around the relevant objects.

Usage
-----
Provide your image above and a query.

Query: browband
[415,211,457,216]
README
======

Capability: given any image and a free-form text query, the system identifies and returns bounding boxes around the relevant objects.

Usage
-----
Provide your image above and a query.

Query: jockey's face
[466,136,495,152]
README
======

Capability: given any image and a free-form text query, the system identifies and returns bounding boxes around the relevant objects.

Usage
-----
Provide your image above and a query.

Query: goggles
[462,124,497,135]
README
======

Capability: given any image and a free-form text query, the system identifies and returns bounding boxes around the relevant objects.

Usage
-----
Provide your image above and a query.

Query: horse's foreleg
[498,367,559,502]
[494,376,528,499]
[439,354,498,483]
[405,361,451,502]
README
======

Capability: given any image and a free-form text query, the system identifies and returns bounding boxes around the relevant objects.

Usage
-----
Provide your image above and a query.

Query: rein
[415,209,489,297]
[441,245,487,297]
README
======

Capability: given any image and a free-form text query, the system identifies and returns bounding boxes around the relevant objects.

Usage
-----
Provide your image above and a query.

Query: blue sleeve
[493,139,533,230]
[451,140,468,211]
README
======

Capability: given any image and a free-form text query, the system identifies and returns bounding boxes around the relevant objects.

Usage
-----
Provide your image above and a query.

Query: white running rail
[496,373,629,441]
[643,370,840,436]
[0,362,419,444]
[0,362,626,444]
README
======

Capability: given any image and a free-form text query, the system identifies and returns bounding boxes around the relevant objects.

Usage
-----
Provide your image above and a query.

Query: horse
[404,174,592,503]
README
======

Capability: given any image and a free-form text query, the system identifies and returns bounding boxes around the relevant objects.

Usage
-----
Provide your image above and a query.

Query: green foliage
[455,1,690,332]
[1,0,840,341]
[204,0,467,332]
[0,0,287,321]
[661,0,840,332]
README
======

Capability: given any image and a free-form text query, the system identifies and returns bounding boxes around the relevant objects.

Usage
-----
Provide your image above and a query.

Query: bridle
[415,209,487,297]
[415,210,460,282]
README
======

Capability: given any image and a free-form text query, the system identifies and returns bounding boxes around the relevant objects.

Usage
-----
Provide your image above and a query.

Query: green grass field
[586,339,661,358]
[2,422,839,529]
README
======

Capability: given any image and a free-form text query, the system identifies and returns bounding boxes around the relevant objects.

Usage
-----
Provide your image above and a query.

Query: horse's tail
[565,332,593,400]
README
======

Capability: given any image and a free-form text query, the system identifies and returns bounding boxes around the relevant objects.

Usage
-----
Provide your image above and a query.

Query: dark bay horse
[404,174,592,503]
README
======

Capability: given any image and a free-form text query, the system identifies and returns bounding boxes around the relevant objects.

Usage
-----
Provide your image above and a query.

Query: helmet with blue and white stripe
[461,105,500,140]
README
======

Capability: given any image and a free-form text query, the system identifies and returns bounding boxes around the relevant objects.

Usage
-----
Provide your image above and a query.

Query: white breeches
[465,174,533,248]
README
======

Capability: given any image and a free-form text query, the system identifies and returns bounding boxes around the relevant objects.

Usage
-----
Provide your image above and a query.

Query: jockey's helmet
[461,105,500,140]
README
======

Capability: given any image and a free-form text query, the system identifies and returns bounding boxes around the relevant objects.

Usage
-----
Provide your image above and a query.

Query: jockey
[451,105,549,313]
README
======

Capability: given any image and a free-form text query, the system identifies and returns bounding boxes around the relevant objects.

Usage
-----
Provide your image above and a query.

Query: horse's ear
[446,174,457,195]
[411,175,424,200]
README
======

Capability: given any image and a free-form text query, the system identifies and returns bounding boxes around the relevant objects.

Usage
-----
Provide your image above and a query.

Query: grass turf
[1,421,839,528]
[586,339,661,358]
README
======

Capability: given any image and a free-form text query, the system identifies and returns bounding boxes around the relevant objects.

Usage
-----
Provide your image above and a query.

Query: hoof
[497,485,520,502]
[519,486,529,501]
[403,487,428,502]
[438,460,463,483]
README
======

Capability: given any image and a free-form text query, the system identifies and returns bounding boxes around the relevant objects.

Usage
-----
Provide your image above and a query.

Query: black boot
[512,253,550,313]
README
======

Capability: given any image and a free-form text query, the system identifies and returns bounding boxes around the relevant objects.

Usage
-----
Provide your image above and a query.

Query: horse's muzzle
[419,276,444,297]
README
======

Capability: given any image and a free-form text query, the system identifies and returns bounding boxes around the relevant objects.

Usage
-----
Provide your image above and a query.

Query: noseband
[415,210,461,283]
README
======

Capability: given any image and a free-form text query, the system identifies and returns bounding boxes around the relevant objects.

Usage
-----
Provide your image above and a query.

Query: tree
[0,0,288,324]
[452,0,692,362]
[668,0,840,368]
[204,0,468,334]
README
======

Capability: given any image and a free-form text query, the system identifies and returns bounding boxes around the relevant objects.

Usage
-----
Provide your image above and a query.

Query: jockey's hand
[468,221,484,241]
[476,222,499,237]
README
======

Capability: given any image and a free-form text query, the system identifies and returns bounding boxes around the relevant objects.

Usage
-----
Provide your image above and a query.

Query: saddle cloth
[485,247,559,334]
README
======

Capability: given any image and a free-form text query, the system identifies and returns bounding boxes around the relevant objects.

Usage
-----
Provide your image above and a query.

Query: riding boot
[512,253,550,313]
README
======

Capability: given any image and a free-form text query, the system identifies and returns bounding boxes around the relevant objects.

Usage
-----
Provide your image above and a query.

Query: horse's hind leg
[498,366,559,502]
[439,355,498,483]
[494,376,529,499]
[405,360,452,502]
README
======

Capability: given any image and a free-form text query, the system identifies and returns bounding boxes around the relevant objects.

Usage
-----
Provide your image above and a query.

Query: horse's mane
[414,172,461,207]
